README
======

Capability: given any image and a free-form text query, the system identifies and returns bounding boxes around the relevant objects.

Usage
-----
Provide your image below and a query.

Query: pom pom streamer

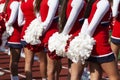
[48,32,71,57]
[48,32,95,64]
[23,18,44,45]
[67,33,96,64]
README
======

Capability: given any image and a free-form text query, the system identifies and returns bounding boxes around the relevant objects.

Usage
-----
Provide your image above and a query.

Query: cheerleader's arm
[80,18,88,34]
[18,4,25,27]
[43,0,59,34]
[6,1,19,26]
[112,0,120,18]
[86,0,110,36]
[62,0,84,35]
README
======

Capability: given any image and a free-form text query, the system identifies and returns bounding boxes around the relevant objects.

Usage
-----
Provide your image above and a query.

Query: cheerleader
[81,0,120,79]
[110,0,120,62]
[37,0,61,80]
[5,0,23,79]
[61,0,87,80]
[33,0,60,80]
[18,0,47,80]
[48,0,87,80]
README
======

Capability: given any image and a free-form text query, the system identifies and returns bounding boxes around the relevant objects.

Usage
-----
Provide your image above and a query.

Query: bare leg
[9,48,21,79]
[89,61,120,80]
[24,47,34,80]
[89,62,102,80]
[70,61,84,80]
[36,51,47,79]
[47,54,62,80]
[55,60,62,80]
[47,54,56,80]
[111,42,120,61]
[101,61,120,80]
[68,59,72,80]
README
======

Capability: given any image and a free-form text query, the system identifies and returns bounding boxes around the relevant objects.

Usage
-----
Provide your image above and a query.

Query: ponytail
[3,0,9,12]
[109,0,113,6]
[58,0,68,33]
[84,0,95,18]
[34,0,42,13]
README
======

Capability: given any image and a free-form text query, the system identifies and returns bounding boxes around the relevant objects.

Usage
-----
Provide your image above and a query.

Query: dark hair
[3,0,9,12]
[84,0,95,18]
[34,0,42,13]
[109,0,113,6]
[58,0,68,33]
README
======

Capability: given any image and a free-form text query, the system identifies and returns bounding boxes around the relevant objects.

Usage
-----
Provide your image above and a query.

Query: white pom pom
[67,33,96,64]
[23,18,44,45]
[48,32,71,57]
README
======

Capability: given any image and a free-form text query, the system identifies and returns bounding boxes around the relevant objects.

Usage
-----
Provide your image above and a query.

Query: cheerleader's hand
[5,22,14,36]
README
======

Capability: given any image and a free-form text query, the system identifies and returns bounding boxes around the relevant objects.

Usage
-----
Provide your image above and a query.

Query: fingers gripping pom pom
[48,32,71,57]
[67,33,96,64]
[23,18,44,45]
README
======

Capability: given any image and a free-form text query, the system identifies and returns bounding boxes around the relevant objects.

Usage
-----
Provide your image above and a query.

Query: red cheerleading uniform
[40,0,58,45]
[6,0,22,48]
[40,0,60,59]
[63,0,86,53]
[20,0,36,40]
[21,0,59,53]
[66,0,86,36]
[0,0,5,4]
[87,0,115,63]
[20,0,42,52]
[111,3,120,44]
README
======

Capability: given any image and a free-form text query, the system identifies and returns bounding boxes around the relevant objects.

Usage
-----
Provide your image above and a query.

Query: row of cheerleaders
[0,0,120,80]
